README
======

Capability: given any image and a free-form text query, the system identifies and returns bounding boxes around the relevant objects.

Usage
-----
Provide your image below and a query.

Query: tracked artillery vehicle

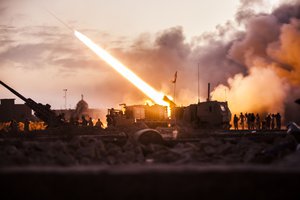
[0,81,128,145]
[0,80,66,128]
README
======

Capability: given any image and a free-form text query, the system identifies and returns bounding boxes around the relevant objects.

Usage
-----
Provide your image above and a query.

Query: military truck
[175,101,231,129]
[107,83,231,130]
[107,101,231,130]
[175,83,232,129]
[106,104,172,128]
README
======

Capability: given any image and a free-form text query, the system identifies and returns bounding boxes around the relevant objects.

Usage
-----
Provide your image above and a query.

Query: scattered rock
[5,145,19,155]
[0,133,299,166]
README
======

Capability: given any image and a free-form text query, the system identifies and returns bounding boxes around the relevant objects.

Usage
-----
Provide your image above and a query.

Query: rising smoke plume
[212,1,300,122]
[0,0,299,123]
[111,0,300,122]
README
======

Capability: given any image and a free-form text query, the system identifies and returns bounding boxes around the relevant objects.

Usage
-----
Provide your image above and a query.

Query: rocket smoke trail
[41,6,74,32]
[73,30,170,107]
[44,8,171,109]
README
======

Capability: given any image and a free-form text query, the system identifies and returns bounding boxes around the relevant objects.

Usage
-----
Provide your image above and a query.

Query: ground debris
[0,131,298,167]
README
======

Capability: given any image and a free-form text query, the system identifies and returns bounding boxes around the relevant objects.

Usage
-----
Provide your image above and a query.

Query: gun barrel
[0,80,28,102]
[163,95,176,107]
[0,80,65,127]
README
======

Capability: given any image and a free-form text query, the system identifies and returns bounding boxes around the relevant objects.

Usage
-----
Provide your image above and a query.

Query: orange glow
[74,30,170,109]
[145,100,155,106]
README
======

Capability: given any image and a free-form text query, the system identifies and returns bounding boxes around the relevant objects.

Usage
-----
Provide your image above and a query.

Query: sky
[0,0,292,114]
[4,0,241,40]
[0,0,240,108]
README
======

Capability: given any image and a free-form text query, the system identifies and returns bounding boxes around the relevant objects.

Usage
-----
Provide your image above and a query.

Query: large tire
[134,129,163,145]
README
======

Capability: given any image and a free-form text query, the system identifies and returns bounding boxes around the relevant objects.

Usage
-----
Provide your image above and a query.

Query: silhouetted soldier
[9,120,18,132]
[248,113,251,130]
[74,117,80,126]
[95,119,103,129]
[88,117,94,127]
[24,119,30,132]
[250,113,255,130]
[266,114,271,130]
[255,114,260,130]
[81,115,88,126]
[110,108,115,116]
[245,113,251,130]
[271,114,275,130]
[106,114,112,127]
[233,114,239,130]
[276,113,281,130]
[109,108,117,127]
[239,113,245,130]
[69,116,76,125]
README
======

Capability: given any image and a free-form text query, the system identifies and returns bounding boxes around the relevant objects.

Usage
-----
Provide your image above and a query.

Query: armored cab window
[220,105,226,112]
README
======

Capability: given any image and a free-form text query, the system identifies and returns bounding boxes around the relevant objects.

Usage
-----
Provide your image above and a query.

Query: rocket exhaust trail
[43,7,172,113]
[74,30,170,106]
[42,6,74,32]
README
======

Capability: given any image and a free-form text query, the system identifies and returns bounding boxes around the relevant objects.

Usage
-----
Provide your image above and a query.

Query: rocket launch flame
[40,9,172,109]
[74,30,171,108]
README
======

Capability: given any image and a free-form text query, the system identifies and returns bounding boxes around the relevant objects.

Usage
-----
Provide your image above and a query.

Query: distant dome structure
[74,95,89,117]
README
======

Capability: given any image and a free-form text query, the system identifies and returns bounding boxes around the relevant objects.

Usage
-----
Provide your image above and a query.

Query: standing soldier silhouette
[275,113,281,130]
[239,112,245,130]
[255,114,260,130]
[233,114,239,130]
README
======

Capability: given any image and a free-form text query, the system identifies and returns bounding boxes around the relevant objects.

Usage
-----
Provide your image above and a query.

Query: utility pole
[198,63,200,103]
[172,71,177,104]
[173,81,176,104]
[63,89,67,110]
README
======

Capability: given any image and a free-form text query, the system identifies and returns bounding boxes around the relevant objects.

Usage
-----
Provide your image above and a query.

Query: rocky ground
[0,127,299,167]
[2,127,300,199]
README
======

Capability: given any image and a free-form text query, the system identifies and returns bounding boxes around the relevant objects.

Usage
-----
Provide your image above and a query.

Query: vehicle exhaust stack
[207,83,211,102]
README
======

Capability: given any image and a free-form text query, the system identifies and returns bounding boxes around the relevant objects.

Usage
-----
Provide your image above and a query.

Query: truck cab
[178,101,232,129]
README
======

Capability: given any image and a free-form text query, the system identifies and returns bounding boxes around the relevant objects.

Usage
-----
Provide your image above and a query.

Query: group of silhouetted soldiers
[5,118,30,132]
[79,116,104,128]
[233,112,281,130]
[65,115,104,128]
[6,116,104,132]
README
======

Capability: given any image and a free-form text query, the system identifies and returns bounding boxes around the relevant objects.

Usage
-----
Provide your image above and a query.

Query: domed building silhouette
[53,94,103,122]
[74,95,89,118]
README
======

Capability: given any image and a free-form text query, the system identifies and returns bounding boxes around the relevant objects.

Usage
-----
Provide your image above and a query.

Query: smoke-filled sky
[0,0,299,122]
